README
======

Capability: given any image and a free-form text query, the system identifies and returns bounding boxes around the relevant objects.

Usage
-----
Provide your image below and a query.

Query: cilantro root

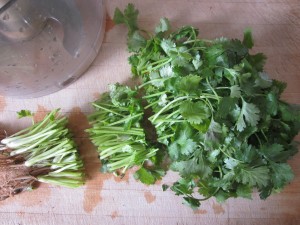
[0,109,85,200]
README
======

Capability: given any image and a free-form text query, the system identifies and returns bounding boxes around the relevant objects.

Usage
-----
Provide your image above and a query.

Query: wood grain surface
[0,0,300,224]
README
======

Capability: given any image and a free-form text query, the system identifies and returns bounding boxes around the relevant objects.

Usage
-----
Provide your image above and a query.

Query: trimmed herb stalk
[0,109,85,200]
[87,84,163,180]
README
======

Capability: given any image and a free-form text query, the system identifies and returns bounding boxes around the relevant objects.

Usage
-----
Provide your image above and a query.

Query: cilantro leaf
[255,72,273,89]
[243,28,254,49]
[202,119,223,149]
[218,97,238,119]
[236,185,252,199]
[113,3,139,35]
[134,167,156,185]
[127,31,147,52]
[236,100,260,131]
[183,196,200,209]
[271,163,294,189]
[134,167,165,185]
[230,85,242,98]
[234,143,258,163]
[155,18,171,34]
[113,4,146,52]
[168,123,197,159]
[162,184,169,191]
[236,166,270,188]
[175,75,202,95]
[246,53,266,72]
[160,39,176,56]
[159,64,174,78]
[259,144,292,162]
[179,101,210,124]
[192,53,202,70]
[171,152,212,178]
[17,110,33,118]
[224,158,239,170]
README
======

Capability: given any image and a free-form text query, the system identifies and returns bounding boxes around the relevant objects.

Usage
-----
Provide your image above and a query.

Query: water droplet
[53,37,57,42]
[74,51,80,58]
[19,27,24,33]
[34,64,37,68]
[2,13,9,21]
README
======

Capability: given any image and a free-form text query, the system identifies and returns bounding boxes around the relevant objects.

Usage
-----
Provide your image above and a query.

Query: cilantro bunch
[87,84,164,181]
[88,4,300,209]
[1,109,85,189]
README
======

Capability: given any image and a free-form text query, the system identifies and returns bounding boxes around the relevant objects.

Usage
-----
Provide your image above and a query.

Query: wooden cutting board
[0,0,299,224]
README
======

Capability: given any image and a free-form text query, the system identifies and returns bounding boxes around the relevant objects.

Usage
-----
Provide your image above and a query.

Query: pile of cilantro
[88,3,300,209]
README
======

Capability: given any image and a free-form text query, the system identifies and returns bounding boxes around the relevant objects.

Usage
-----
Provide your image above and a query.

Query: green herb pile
[88,3,300,208]
[1,109,85,191]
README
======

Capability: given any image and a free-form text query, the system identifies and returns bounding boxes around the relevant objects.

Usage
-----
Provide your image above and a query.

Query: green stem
[107,113,143,126]
[143,91,169,99]
[92,104,124,117]
[141,58,172,74]
[138,77,171,89]
[37,176,84,188]
[140,57,171,71]
[206,78,220,103]
[150,96,190,122]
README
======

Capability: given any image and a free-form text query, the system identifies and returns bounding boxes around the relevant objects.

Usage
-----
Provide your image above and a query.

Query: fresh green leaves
[113,4,146,52]
[236,100,260,132]
[17,109,33,118]
[155,18,171,34]
[179,101,210,124]
[236,166,269,188]
[106,3,300,209]
[113,3,139,35]
[134,167,165,185]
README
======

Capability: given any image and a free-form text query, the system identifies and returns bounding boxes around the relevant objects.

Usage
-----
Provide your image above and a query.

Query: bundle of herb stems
[0,109,85,200]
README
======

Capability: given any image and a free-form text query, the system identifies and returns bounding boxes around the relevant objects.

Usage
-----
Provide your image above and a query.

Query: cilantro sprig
[93,3,300,209]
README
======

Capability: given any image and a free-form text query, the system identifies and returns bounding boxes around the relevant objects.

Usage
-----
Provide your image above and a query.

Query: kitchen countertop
[0,0,300,224]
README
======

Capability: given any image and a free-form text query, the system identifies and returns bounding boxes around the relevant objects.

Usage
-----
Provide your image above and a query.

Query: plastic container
[0,0,105,98]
